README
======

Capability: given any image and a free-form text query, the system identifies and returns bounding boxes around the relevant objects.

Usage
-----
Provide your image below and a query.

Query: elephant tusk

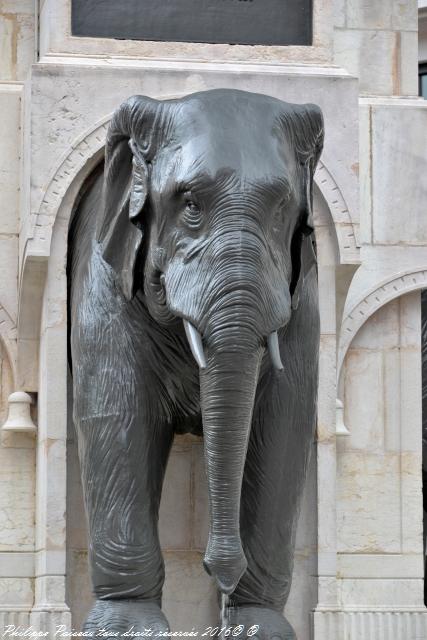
[268,331,284,371]
[183,319,207,370]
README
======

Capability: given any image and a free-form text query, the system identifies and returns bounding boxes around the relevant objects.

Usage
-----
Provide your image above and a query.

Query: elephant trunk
[166,224,292,593]
[200,318,264,595]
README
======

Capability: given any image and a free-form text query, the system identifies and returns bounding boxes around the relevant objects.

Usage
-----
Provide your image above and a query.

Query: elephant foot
[83,599,169,639]
[225,605,296,640]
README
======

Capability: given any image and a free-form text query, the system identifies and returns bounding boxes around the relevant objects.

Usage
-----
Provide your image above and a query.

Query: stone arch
[337,267,427,385]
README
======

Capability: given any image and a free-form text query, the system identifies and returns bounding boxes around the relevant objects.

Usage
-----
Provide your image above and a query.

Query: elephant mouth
[183,318,284,372]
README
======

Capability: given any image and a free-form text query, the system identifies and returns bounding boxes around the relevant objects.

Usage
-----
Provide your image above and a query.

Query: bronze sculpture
[68,89,323,639]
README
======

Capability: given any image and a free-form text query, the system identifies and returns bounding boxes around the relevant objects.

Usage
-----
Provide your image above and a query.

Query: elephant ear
[281,103,324,310]
[97,95,159,300]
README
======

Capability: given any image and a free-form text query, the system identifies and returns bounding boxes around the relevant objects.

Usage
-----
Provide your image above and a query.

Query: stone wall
[334,0,418,95]
[339,293,423,604]
[0,0,35,630]
[0,1,34,83]
[0,1,426,639]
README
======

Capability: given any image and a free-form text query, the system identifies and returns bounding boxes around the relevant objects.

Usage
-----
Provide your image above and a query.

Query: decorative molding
[337,267,427,382]
[315,161,360,264]
[25,116,110,261]
[313,608,427,640]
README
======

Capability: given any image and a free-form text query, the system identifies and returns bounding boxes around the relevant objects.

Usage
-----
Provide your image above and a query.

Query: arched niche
[336,290,424,606]
[337,268,427,389]
[27,115,345,633]
[336,274,427,569]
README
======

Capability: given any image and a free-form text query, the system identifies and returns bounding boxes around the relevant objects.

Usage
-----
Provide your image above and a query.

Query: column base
[312,607,427,640]
[30,607,71,637]
[0,608,31,635]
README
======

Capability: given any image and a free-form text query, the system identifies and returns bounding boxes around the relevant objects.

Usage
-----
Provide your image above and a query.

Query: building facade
[0,1,426,639]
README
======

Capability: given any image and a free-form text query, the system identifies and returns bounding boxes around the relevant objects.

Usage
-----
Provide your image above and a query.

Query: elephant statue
[68,88,323,639]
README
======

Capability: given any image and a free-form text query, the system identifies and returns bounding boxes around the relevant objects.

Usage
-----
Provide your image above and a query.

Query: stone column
[311,192,340,634]
[29,217,71,634]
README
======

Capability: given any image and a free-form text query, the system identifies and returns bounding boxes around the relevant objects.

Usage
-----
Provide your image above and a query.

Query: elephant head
[97,89,323,595]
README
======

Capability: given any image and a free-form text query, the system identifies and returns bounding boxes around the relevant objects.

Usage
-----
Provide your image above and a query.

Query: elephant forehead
[168,121,295,187]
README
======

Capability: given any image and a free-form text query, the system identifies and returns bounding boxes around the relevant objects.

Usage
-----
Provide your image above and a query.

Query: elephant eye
[272,194,291,231]
[273,204,285,228]
[182,197,203,230]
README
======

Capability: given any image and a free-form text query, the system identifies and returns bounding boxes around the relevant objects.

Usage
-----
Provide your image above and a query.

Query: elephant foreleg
[71,295,174,632]
[74,403,173,635]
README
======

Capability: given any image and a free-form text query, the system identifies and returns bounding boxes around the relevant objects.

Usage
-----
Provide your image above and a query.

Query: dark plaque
[72,0,312,47]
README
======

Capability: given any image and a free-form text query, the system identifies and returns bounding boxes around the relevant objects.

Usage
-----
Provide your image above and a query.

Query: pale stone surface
[334,28,398,95]
[0,578,33,605]
[0,1,34,82]
[163,551,217,632]
[0,88,21,236]
[192,441,209,552]
[66,549,93,633]
[339,577,425,607]
[343,349,384,450]
[400,30,419,95]
[285,451,318,640]
[371,103,427,244]
[335,2,418,96]
[0,551,34,578]
[333,0,346,28]
[0,342,13,425]
[337,552,424,578]
[337,450,402,553]
[0,237,18,322]
[358,102,372,245]
[345,0,416,32]
[0,436,34,550]
[346,0,393,29]
[392,0,418,30]
[159,443,193,550]
[0,15,15,81]
[338,291,424,611]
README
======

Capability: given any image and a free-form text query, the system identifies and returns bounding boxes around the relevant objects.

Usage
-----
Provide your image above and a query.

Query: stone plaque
[72,0,312,46]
